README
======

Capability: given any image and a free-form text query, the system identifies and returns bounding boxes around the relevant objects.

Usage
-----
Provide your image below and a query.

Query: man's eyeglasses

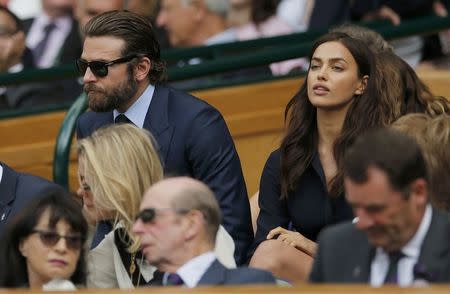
[135,208,190,224]
[75,54,140,78]
[32,229,84,251]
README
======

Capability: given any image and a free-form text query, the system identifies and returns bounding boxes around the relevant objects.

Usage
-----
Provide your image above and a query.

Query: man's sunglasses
[135,208,190,224]
[32,229,84,251]
[75,54,140,78]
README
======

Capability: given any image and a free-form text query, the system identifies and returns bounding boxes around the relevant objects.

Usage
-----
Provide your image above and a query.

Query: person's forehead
[81,36,125,60]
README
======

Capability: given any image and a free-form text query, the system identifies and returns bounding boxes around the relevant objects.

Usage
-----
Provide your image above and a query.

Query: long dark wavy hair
[375,51,450,120]
[280,32,389,199]
[0,191,88,288]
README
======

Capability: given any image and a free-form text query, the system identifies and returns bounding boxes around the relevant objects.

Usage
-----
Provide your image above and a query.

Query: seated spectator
[74,0,125,36]
[374,51,450,121]
[23,0,81,68]
[392,113,450,211]
[310,128,450,285]
[0,161,64,237]
[77,124,235,288]
[76,10,253,265]
[0,191,88,289]
[0,5,77,110]
[234,0,307,75]
[157,0,271,88]
[249,32,387,283]
[157,0,235,47]
[133,176,276,287]
[332,25,450,120]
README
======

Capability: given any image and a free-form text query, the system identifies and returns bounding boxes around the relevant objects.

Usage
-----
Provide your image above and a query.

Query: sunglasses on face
[32,229,84,251]
[75,54,140,78]
[135,208,190,224]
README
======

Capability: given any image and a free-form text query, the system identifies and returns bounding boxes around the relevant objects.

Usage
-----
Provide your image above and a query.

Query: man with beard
[309,129,450,286]
[75,11,252,266]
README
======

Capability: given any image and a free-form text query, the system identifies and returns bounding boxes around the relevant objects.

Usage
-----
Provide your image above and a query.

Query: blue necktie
[33,22,56,64]
[166,273,184,286]
[384,251,405,284]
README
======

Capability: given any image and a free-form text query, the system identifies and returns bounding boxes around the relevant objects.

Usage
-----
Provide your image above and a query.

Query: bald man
[133,177,275,287]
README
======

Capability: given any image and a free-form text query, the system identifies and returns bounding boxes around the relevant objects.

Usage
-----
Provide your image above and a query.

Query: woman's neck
[28,273,46,290]
[316,107,348,150]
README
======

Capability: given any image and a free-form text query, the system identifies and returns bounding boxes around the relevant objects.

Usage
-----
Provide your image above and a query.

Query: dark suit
[0,162,65,236]
[197,259,275,285]
[22,17,82,66]
[77,85,253,265]
[309,208,450,283]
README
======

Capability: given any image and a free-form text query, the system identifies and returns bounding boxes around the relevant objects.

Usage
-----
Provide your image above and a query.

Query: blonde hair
[392,114,450,210]
[78,124,163,252]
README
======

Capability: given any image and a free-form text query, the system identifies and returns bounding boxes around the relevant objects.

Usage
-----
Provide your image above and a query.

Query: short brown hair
[84,10,165,84]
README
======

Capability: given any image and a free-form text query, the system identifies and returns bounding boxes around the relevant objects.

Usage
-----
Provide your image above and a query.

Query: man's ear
[355,75,369,95]
[409,178,428,207]
[135,56,151,82]
[183,210,203,241]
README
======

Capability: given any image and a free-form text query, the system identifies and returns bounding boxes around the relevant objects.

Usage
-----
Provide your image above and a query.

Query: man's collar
[113,84,155,128]
[172,251,216,288]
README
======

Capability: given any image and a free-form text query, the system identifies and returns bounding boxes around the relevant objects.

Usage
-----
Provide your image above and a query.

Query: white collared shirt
[0,165,3,183]
[370,204,432,287]
[26,13,73,68]
[113,84,155,129]
[163,251,216,288]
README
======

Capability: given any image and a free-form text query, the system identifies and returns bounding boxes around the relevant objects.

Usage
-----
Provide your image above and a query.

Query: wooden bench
[1,70,450,195]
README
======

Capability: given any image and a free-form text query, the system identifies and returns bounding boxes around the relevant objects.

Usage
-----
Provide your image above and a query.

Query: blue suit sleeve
[185,106,253,266]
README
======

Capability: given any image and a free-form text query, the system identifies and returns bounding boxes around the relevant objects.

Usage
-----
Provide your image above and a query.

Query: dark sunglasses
[75,54,140,78]
[32,229,84,251]
[135,208,190,224]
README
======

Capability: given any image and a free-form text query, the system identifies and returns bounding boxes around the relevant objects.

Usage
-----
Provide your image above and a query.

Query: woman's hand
[267,226,317,257]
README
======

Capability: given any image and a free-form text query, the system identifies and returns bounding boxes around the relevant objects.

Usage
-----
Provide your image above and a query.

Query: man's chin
[88,99,115,112]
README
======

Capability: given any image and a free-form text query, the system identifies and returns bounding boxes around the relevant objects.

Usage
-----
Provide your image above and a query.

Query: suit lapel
[143,85,174,163]
[0,163,18,233]
[417,208,450,281]
[350,238,373,283]
[197,260,227,286]
[0,163,18,207]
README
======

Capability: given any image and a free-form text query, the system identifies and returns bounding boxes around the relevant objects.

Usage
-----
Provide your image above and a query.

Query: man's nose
[83,67,97,84]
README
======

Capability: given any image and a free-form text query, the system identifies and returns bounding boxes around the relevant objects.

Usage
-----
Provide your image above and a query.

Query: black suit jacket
[77,85,253,265]
[22,17,82,66]
[197,259,275,285]
[310,208,450,283]
[0,162,65,236]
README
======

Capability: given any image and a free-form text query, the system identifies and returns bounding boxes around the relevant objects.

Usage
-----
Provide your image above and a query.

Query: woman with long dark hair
[249,32,388,283]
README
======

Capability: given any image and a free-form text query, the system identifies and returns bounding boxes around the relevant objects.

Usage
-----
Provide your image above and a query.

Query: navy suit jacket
[197,259,276,285]
[0,163,65,237]
[77,85,253,265]
[310,208,450,283]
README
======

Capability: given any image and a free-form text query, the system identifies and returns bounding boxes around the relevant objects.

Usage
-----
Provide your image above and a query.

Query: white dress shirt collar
[164,251,216,288]
[371,204,432,287]
[113,84,155,129]
[0,164,3,183]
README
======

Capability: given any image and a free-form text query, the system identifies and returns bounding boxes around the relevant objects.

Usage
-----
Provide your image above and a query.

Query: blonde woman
[77,124,235,288]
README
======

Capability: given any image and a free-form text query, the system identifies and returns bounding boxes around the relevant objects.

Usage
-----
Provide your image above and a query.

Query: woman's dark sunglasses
[135,208,190,224]
[32,229,84,251]
[75,54,140,78]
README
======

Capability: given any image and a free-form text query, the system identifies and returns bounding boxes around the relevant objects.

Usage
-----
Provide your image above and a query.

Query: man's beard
[84,70,138,112]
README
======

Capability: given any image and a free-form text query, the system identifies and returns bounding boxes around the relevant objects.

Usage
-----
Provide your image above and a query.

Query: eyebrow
[311,57,348,64]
